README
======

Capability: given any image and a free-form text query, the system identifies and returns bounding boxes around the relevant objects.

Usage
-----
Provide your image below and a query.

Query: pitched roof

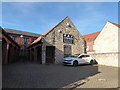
[4,28,41,37]
[108,21,120,28]
[82,21,119,42]
[0,27,20,48]
[82,31,101,42]
[32,16,69,44]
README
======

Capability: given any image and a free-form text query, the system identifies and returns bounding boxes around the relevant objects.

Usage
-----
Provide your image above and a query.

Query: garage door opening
[46,46,55,64]
[36,46,42,64]
[64,45,71,57]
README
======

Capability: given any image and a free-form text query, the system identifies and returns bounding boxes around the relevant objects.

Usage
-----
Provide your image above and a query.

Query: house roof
[4,28,41,37]
[1,27,20,48]
[82,31,101,42]
[32,16,69,44]
[82,21,119,42]
[108,21,120,28]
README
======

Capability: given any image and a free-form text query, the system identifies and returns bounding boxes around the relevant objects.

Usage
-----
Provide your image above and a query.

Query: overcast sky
[1,2,118,35]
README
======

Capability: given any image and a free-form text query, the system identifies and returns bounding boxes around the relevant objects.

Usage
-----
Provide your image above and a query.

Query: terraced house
[4,28,41,49]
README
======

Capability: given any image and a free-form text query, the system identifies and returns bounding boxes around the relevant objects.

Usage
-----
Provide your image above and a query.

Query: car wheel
[90,60,94,65]
[73,61,78,66]
[94,60,98,64]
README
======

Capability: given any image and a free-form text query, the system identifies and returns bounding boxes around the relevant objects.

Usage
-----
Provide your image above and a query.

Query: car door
[78,55,86,64]
[82,55,90,63]
[80,55,89,64]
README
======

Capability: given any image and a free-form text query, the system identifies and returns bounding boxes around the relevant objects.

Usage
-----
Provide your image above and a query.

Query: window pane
[12,36,16,41]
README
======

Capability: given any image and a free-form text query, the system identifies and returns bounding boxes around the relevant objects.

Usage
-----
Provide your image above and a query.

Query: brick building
[0,27,20,64]
[4,28,41,49]
[82,31,101,54]
[28,16,85,64]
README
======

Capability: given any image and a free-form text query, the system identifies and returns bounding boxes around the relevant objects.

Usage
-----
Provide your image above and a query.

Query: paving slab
[62,65,118,89]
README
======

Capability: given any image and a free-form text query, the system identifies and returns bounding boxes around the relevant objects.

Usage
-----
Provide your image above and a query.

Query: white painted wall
[91,53,119,67]
[93,21,119,53]
[93,21,120,67]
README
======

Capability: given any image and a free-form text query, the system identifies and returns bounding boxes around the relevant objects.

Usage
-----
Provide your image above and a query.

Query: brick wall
[8,34,37,48]
[86,41,95,53]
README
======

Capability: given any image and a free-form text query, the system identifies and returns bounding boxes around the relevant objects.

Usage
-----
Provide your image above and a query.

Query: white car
[63,54,97,66]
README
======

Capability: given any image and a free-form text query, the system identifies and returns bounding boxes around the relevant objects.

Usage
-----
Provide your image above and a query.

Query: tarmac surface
[2,61,119,89]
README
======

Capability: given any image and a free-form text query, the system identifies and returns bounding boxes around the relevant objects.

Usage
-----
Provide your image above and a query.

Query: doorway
[46,46,55,64]
[36,46,42,64]
[64,45,72,57]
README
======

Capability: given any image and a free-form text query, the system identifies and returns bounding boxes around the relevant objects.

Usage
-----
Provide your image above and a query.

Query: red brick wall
[86,41,95,52]
[8,34,37,48]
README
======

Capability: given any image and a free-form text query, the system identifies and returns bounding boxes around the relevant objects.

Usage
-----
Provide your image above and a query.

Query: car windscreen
[70,54,80,57]
[79,55,90,58]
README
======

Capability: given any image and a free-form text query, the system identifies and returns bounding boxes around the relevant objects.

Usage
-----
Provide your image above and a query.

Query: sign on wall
[63,34,74,44]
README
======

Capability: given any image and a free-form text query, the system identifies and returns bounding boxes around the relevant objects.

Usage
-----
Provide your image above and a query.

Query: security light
[58,30,62,33]
[67,23,72,27]
[67,23,70,26]
[20,35,23,37]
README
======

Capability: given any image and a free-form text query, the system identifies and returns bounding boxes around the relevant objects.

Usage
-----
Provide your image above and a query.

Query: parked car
[63,54,97,66]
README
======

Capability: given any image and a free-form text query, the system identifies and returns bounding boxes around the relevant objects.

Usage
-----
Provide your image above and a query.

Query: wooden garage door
[46,46,55,64]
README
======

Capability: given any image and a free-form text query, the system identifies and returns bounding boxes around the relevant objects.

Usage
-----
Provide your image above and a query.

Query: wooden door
[46,46,55,64]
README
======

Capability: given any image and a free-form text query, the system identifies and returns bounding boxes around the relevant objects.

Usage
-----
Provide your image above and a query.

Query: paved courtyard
[2,61,119,89]
[2,61,98,88]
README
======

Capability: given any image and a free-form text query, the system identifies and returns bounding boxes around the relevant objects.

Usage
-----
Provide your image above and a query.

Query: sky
[1,2,118,35]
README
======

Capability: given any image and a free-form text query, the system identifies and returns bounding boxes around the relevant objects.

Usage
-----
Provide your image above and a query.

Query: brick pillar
[42,45,45,64]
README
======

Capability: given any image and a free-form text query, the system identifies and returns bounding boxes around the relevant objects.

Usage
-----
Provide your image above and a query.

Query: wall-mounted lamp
[58,30,62,33]
[67,23,71,27]
[67,23,70,26]
[20,35,23,38]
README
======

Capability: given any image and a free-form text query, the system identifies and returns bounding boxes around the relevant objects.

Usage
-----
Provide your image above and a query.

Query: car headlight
[68,60,73,61]
[64,60,73,61]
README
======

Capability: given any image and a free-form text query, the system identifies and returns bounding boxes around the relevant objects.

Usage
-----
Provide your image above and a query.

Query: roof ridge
[82,31,101,42]
[83,31,101,36]
[4,28,41,35]
[42,16,69,36]
[31,16,70,45]
[107,21,120,28]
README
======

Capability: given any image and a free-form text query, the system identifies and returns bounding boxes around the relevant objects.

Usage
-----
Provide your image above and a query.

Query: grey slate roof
[4,28,41,37]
